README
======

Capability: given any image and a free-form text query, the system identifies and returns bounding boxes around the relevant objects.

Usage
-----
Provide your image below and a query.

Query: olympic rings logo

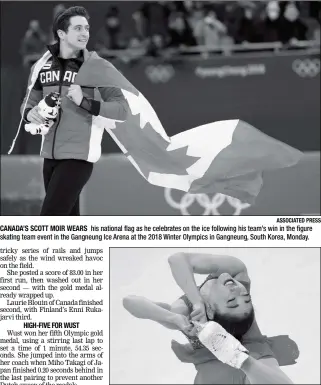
[145,65,175,83]
[164,188,251,215]
[292,58,320,78]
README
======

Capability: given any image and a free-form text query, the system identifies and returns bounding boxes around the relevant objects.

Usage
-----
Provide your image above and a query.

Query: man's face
[172,15,185,32]
[30,20,40,31]
[245,9,253,19]
[266,1,280,21]
[59,16,90,50]
[284,4,299,22]
[106,16,119,29]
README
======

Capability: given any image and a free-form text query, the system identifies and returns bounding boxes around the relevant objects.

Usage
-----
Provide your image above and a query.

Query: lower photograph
[109,247,320,384]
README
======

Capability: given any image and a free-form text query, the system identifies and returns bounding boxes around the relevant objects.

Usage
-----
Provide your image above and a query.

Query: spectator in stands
[309,1,321,23]
[131,8,170,60]
[202,10,233,48]
[183,0,194,14]
[94,6,125,55]
[167,11,197,48]
[120,36,147,64]
[315,7,321,42]
[20,19,47,67]
[279,2,307,44]
[138,2,169,43]
[128,36,146,53]
[222,1,245,44]
[312,25,320,43]
[48,4,66,43]
[146,34,167,57]
[53,3,66,18]
[257,1,283,42]
[236,5,261,43]
[132,8,148,42]
[299,2,320,41]
[188,6,206,45]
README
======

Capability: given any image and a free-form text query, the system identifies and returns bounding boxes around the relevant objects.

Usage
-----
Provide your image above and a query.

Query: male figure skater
[21,6,129,215]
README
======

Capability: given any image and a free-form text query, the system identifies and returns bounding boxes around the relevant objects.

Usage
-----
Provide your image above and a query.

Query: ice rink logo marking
[145,65,175,83]
[164,188,250,215]
[292,59,320,77]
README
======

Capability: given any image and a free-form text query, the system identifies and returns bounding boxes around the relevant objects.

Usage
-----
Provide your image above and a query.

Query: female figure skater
[123,253,294,384]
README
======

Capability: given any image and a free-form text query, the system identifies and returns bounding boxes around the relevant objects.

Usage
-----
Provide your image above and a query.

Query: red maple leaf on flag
[113,113,200,177]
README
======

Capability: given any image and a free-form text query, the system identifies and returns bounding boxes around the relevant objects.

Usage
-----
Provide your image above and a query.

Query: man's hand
[67,85,83,106]
[26,106,46,124]
[191,302,207,323]
[289,37,299,46]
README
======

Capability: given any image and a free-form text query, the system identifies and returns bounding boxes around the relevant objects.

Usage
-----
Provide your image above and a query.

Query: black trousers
[41,158,93,216]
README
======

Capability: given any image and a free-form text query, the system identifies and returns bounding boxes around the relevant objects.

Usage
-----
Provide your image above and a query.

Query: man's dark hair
[52,6,90,41]
[213,307,255,341]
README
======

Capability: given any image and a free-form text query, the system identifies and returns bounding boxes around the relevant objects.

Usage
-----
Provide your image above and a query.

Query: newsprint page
[1,1,321,385]
[0,219,320,385]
